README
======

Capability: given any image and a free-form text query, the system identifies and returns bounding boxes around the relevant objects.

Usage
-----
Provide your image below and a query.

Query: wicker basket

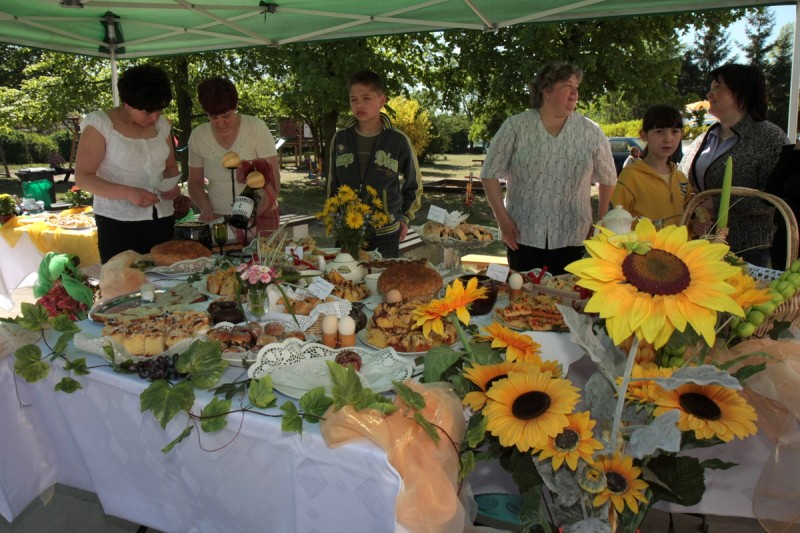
[681,187,800,338]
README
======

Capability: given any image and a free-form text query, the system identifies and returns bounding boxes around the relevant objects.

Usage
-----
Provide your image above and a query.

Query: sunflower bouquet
[420,219,780,533]
[317,184,389,258]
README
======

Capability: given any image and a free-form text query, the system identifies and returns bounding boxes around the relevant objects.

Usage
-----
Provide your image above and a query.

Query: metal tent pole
[789,2,799,141]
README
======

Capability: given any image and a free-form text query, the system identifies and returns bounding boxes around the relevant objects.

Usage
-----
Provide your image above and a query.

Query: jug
[324,252,367,283]
[601,205,634,234]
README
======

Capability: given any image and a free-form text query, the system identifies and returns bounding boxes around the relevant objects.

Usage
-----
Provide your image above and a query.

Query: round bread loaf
[150,240,212,266]
[377,262,442,301]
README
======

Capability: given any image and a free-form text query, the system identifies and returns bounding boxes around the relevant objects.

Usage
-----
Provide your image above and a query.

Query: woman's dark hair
[528,62,583,109]
[118,65,172,112]
[641,104,683,132]
[710,63,768,121]
[197,77,239,116]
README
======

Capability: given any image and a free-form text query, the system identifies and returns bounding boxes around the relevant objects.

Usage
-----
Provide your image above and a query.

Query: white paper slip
[427,205,447,223]
[486,263,510,282]
[156,175,182,192]
[307,277,334,299]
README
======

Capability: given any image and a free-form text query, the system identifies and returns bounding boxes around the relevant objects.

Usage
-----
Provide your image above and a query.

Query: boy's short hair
[349,70,384,94]
[118,64,172,112]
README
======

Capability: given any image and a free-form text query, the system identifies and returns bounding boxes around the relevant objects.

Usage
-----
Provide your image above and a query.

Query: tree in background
[766,24,794,133]
[741,8,775,71]
[386,96,433,162]
[682,24,736,99]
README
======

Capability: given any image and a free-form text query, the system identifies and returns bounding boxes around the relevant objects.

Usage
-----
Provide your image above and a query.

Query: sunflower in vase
[420,219,769,532]
[317,185,389,258]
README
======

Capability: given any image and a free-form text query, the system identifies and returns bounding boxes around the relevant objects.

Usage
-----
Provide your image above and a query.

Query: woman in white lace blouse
[75,65,181,263]
[480,61,617,274]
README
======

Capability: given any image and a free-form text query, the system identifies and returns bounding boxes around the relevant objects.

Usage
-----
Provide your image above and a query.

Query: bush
[428,114,470,156]
[600,120,641,138]
[0,127,58,164]
[50,129,74,162]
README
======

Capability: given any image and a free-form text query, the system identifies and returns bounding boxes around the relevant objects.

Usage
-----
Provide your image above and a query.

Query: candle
[717,156,733,231]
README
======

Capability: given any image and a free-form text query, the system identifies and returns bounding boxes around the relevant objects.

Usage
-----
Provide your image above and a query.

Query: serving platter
[357,329,445,356]
[147,256,216,277]
[88,289,170,322]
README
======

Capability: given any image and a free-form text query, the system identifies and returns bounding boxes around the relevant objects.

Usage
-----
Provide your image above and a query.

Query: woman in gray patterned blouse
[480,61,617,275]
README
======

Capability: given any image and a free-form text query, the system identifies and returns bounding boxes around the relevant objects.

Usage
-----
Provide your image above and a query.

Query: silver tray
[88,289,170,323]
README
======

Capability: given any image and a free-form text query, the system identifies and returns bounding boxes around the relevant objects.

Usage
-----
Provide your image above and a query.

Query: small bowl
[457,274,498,316]
[364,272,381,296]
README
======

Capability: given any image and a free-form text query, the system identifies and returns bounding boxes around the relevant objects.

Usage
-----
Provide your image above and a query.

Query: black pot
[457,274,498,316]
[208,300,245,325]
[174,221,212,249]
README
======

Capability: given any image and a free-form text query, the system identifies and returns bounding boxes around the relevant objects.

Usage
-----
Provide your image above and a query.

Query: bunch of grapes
[38,280,89,321]
[132,354,186,381]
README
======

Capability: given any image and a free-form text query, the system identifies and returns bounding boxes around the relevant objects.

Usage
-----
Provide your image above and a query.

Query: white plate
[247,338,413,398]
[520,331,585,373]
[53,222,95,230]
[147,257,215,277]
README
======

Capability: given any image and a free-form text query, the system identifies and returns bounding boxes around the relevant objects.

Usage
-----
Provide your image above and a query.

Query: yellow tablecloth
[0,208,99,267]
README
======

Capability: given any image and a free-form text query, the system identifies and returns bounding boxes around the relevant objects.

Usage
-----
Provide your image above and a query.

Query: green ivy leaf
[140,380,195,429]
[645,455,705,506]
[280,401,302,434]
[103,344,117,365]
[54,376,82,393]
[365,400,398,415]
[16,303,50,331]
[214,382,247,401]
[413,410,440,443]
[14,343,49,382]
[200,397,231,433]
[52,331,75,355]
[299,387,333,422]
[393,380,426,410]
[459,450,476,481]
[51,313,79,333]
[64,357,89,376]
[327,361,364,408]
[61,275,94,308]
[422,346,462,383]
[249,377,277,409]
[700,458,738,470]
[176,340,228,389]
[162,426,194,453]
[466,413,488,448]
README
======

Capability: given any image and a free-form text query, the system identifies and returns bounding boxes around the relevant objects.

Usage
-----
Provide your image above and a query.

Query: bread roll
[99,250,149,301]
[150,240,212,266]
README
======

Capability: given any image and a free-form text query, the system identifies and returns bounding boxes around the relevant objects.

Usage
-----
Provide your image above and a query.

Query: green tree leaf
[64,357,89,376]
[393,380,426,410]
[14,343,49,382]
[327,361,364,409]
[200,397,231,433]
[140,380,195,429]
[299,387,333,422]
[162,426,194,454]
[54,376,82,393]
[176,340,228,389]
[422,346,461,383]
[16,303,50,331]
[645,455,705,506]
[280,401,302,434]
[249,376,277,409]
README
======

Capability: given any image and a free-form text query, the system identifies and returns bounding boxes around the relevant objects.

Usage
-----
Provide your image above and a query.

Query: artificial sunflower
[622,363,674,404]
[462,361,534,410]
[592,454,649,514]
[483,369,579,452]
[482,322,542,364]
[535,411,603,471]
[725,270,772,310]
[651,383,757,442]
[566,219,744,348]
[412,277,487,338]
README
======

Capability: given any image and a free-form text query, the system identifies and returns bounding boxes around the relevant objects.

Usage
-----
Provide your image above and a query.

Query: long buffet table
[0,273,791,532]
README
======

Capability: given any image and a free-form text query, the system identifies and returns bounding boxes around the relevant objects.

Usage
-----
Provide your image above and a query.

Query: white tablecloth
[1,325,401,532]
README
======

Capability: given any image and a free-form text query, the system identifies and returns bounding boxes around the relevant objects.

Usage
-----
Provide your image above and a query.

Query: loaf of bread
[377,262,442,301]
[99,250,149,301]
[150,240,211,266]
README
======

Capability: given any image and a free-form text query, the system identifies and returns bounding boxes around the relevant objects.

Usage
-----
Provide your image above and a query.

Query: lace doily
[411,224,501,252]
[73,331,199,363]
[247,337,414,398]
[747,264,784,282]
[210,320,313,365]
[264,284,352,331]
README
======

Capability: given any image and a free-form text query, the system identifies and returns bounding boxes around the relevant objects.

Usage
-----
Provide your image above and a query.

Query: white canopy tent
[0,0,797,136]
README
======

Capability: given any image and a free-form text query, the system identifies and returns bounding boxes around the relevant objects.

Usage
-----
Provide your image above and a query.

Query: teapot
[324,252,367,283]
[601,205,635,234]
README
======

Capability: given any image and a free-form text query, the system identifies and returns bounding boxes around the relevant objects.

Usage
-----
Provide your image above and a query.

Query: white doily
[747,263,784,282]
[411,224,501,251]
[247,337,414,398]
[210,320,313,365]
[264,284,352,331]
[73,331,200,363]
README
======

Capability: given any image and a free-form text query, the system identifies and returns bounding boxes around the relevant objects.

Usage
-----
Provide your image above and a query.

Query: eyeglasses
[209,110,236,122]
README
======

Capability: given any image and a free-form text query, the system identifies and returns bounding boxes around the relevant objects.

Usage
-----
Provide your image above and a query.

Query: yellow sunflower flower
[566,219,744,349]
[592,454,649,514]
[337,185,357,201]
[651,383,757,441]
[412,277,487,337]
[725,270,772,310]
[462,361,535,410]
[345,210,363,230]
[483,322,542,364]
[365,185,378,197]
[372,197,384,209]
[483,369,580,452]
[536,411,603,471]
[622,363,674,404]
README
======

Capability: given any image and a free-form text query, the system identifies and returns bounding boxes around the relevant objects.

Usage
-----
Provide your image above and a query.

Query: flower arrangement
[317,184,389,258]
[421,219,780,532]
[63,186,92,208]
[0,193,19,216]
